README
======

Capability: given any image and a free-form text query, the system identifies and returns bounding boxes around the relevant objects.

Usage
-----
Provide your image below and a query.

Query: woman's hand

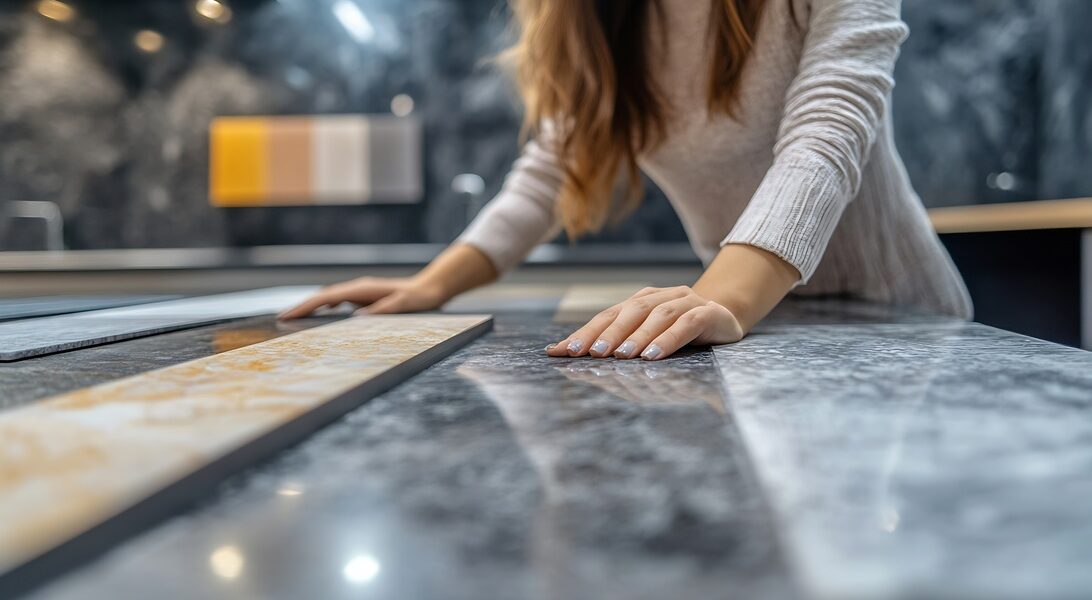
[278,276,446,319]
[279,243,500,320]
[546,286,745,361]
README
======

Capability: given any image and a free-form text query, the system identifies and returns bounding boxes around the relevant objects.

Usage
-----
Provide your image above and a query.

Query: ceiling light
[196,0,233,24]
[134,30,165,53]
[333,0,375,44]
[37,0,75,22]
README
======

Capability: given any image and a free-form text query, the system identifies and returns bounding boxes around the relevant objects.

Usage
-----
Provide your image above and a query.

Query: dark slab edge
[0,316,494,599]
[0,315,253,362]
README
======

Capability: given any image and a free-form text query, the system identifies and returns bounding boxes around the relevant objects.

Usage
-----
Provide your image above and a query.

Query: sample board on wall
[0,287,317,361]
[0,314,493,598]
[209,115,423,207]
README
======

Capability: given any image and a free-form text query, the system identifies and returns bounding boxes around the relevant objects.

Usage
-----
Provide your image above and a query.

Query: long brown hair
[504,0,766,237]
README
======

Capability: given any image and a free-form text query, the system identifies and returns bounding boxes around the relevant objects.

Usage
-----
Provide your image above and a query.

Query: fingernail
[614,340,637,358]
[544,343,558,352]
[641,344,663,361]
[590,339,610,356]
[566,339,584,354]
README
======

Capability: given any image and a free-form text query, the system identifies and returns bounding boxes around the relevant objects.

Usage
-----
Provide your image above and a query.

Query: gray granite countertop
[2,299,1090,600]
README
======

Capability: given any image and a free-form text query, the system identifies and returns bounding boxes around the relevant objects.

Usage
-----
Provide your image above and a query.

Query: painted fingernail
[590,339,610,356]
[566,339,584,354]
[641,344,663,361]
[544,343,558,352]
[614,340,637,358]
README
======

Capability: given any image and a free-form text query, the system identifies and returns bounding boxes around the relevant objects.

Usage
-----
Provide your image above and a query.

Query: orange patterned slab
[0,314,492,594]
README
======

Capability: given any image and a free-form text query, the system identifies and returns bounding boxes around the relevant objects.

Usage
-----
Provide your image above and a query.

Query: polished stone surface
[0,295,179,321]
[3,298,1090,599]
[716,320,1092,599]
[0,314,490,589]
[12,311,792,600]
[0,287,316,361]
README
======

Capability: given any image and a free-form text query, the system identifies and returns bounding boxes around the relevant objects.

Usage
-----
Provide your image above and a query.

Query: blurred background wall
[0,0,1088,250]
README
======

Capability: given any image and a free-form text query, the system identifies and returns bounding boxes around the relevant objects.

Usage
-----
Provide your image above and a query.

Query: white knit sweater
[458,0,973,318]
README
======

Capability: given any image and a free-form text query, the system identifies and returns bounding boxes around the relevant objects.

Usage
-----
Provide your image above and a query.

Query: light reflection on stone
[209,544,245,580]
[342,554,380,583]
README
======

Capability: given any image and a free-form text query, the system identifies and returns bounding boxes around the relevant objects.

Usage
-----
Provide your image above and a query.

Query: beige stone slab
[0,314,492,589]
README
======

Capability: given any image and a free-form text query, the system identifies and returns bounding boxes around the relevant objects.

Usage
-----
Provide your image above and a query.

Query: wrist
[409,272,453,305]
[693,283,751,330]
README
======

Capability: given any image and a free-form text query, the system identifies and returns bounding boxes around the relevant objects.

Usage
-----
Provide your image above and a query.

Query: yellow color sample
[210,117,269,206]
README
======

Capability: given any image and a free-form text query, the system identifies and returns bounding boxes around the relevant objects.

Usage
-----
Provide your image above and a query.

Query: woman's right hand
[278,276,448,320]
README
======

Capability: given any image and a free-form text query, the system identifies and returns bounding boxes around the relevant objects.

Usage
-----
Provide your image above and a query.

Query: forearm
[413,243,499,302]
[691,243,800,333]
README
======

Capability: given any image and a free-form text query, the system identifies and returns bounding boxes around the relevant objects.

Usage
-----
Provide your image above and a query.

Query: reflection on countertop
[4,298,1090,600]
[12,310,790,600]
[716,319,1092,599]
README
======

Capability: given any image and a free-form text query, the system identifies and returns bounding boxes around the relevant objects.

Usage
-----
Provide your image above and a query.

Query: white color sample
[313,115,369,204]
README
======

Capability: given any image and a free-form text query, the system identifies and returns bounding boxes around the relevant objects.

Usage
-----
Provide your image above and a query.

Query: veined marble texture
[0,314,491,587]
[0,286,317,361]
[714,321,1092,599]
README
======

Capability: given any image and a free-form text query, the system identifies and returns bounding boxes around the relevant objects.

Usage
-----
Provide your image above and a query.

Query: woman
[281,0,971,361]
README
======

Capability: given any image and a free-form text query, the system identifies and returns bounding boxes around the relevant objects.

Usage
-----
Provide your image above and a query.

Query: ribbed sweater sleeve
[456,124,565,274]
[723,0,909,283]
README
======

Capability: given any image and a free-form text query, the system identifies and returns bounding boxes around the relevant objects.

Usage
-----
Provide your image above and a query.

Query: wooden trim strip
[929,197,1092,234]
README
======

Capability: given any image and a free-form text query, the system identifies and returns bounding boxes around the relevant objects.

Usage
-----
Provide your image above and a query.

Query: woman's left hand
[546,286,745,361]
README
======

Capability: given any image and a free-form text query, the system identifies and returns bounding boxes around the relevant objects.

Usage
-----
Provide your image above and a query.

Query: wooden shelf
[929,197,1092,234]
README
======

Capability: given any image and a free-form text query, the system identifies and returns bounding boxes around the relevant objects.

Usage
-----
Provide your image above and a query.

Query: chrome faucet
[452,173,486,227]
[3,200,66,251]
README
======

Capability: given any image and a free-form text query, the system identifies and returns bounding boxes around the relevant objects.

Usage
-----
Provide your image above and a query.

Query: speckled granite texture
[9,311,792,600]
[2,299,1090,600]
[716,319,1092,599]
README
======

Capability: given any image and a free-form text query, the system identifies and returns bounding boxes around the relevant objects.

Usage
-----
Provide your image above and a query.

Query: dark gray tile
[0,287,313,361]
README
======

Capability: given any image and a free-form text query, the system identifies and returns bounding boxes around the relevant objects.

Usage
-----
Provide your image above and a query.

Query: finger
[631,286,663,299]
[362,292,411,315]
[639,305,716,360]
[338,280,399,307]
[579,288,692,357]
[610,296,705,358]
[642,302,743,360]
[548,305,623,357]
[278,292,337,320]
[549,288,690,357]
[564,288,683,357]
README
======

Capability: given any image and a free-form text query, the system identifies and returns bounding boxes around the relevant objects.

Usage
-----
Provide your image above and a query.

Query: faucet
[451,173,486,227]
[4,200,66,251]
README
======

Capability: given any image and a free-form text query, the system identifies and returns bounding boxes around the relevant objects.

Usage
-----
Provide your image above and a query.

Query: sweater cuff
[722,148,850,284]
